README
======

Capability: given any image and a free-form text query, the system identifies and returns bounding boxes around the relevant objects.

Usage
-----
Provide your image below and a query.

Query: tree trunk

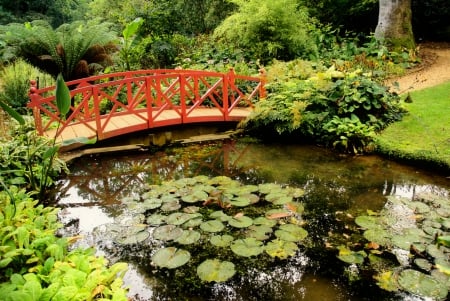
[375,0,415,50]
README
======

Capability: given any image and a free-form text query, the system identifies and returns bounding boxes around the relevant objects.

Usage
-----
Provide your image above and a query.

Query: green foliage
[213,0,319,63]
[242,61,406,153]
[119,17,144,70]
[0,189,129,300]
[0,59,54,113]
[0,20,116,80]
[0,122,68,197]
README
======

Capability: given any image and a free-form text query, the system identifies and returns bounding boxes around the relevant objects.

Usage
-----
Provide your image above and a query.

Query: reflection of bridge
[56,141,253,206]
[28,69,265,143]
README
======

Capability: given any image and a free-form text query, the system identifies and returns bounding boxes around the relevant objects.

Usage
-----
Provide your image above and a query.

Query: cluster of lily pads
[96,175,308,283]
[336,193,450,300]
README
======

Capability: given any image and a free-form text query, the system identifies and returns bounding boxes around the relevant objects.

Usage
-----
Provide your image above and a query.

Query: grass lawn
[375,81,450,172]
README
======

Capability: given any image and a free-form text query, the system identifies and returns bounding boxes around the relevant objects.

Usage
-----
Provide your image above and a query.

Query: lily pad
[209,210,230,222]
[210,235,234,247]
[258,183,282,194]
[182,217,203,229]
[142,198,163,210]
[246,225,273,241]
[181,190,208,203]
[183,206,200,213]
[275,224,308,242]
[228,215,253,228]
[266,192,292,205]
[337,245,367,264]
[197,259,235,282]
[146,214,166,225]
[284,202,304,214]
[230,238,264,257]
[166,212,202,225]
[153,225,183,241]
[114,225,149,245]
[265,239,298,259]
[398,269,448,299]
[152,247,191,269]
[200,220,225,233]
[355,216,383,230]
[161,201,181,212]
[229,196,252,207]
[175,230,201,245]
[363,228,391,245]
[266,209,292,220]
[253,217,277,227]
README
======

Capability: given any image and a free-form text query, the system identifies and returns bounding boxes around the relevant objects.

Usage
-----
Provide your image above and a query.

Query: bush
[241,61,406,153]
[0,59,54,114]
[213,0,319,63]
[0,189,128,300]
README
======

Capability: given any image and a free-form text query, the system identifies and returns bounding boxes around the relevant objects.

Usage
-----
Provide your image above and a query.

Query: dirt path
[386,42,450,92]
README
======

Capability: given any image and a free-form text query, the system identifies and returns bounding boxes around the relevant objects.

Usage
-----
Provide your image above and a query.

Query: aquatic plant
[335,193,450,300]
[96,175,308,283]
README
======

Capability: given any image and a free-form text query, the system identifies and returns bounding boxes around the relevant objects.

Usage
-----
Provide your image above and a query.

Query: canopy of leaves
[0,20,116,80]
[213,0,319,63]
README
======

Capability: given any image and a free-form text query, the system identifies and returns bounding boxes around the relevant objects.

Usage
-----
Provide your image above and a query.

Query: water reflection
[53,140,449,301]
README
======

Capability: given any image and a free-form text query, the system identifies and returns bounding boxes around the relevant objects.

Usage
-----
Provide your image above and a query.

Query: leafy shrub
[213,0,319,63]
[0,189,128,300]
[0,59,54,114]
[242,62,406,153]
[0,121,67,196]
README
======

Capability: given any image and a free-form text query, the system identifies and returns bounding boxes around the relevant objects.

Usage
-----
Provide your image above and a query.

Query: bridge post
[259,68,267,98]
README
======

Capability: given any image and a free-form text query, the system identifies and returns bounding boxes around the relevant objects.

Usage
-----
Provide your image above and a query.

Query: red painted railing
[28,69,266,141]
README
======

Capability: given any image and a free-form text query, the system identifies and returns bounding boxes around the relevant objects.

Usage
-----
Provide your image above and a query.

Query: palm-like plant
[1,20,117,81]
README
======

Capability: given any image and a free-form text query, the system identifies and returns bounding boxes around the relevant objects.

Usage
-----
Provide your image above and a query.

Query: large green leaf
[265,239,298,259]
[0,100,25,125]
[151,247,191,269]
[230,238,264,257]
[175,230,201,245]
[197,259,235,282]
[398,269,448,299]
[153,225,183,241]
[200,220,225,233]
[55,73,71,117]
[275,224,308,242]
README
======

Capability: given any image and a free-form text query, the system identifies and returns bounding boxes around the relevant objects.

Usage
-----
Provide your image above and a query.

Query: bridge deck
[46,107,252,143]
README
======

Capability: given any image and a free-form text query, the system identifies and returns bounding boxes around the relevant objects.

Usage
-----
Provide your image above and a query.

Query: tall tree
[374,0,415,49]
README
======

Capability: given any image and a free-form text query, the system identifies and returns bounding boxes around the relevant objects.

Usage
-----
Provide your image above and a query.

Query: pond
[52,139,450,301]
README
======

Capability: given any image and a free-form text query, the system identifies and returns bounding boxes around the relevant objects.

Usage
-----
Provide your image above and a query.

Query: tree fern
[0,21,116,80]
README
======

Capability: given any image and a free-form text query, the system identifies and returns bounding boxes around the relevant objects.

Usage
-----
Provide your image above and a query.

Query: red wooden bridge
[28,69,266,144]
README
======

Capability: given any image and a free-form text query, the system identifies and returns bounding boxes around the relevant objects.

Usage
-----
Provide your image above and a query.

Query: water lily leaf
[285,202,304,214]
[253,217,277,227]
[182,218,203,229]
[355,216,383,230]
[258,183,282,195]
[427,244,447,260]
[415,258,433,272]
[229,196,252,207]
[275,224,308,242]
[436,263,450,276]
[146,214,166,226]
[391,233,422,250]
[286,187,305,198]
[142,198,163,210]
[398,269,448,299]
[197,259,235,282]
[374,271,399,292]
[183,206,200,213]
[363,229,391,245]
[437,235,450,248]
[161,201,181,212]
[266,192,292,205]
[266,209,292,219]
[209,211,230,222]
[182,190,208,203]
[230,238,264,257]
[247,225,273,241]
[166,213,202,225]
[200,220,225,233]
[153,225,183,241]
[175,230,201,245]
[152,247,191,269]
[265,239,298,259]
[114,225,149,245]
[407,202,431,214]
[210,235,234,247]
[228,215,253,228]
[337,245,367,264]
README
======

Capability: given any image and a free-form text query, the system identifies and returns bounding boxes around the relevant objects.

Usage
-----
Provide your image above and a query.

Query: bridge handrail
[28,69,266,140]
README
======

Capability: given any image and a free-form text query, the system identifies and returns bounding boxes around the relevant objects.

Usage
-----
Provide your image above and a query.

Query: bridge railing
[28,69,266,140]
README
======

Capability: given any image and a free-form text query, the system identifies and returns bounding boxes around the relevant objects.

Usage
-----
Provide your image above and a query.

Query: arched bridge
[28,69,266,143]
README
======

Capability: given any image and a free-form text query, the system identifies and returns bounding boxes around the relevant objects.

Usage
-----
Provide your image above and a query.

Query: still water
[53,140,450,301]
